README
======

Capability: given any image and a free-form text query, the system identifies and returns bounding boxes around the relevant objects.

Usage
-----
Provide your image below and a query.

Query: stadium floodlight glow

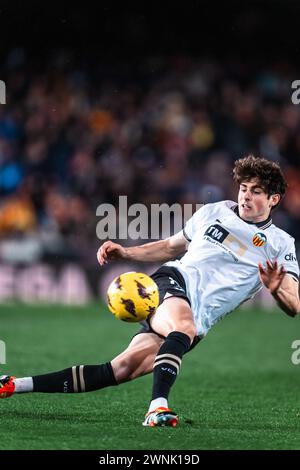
[0,340,6,364]
[0,80,6,104]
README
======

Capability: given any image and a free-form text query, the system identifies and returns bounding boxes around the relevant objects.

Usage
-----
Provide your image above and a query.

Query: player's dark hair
[233,155,287,208]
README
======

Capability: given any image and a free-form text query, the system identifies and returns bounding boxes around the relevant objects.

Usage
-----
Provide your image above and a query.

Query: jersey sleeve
[277,237,299,282]
[183,204,208,242]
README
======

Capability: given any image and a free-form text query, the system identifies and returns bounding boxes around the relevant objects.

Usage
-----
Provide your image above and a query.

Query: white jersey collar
[233,205,272,230]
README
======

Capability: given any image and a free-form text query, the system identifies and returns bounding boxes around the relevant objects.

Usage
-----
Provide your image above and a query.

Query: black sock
[32,362,117,393]
[151,331,191,401]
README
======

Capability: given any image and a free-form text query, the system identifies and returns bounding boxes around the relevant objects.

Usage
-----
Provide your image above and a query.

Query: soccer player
[1,156,299,427]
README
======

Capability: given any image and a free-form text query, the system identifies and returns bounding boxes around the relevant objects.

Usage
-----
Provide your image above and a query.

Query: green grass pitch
[1,303,300,450]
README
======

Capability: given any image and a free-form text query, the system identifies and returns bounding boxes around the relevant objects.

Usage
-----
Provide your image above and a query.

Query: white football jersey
[165,200,299,337]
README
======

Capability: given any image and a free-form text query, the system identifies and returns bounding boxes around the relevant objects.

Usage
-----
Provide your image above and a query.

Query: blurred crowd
[1,49,300,265]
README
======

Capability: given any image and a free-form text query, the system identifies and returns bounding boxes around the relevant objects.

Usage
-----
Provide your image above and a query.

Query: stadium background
[1,1,300,451]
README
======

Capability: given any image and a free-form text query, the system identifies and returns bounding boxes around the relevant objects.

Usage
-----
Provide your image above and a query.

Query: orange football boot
[0,375,16,398]
[142,407,178,427]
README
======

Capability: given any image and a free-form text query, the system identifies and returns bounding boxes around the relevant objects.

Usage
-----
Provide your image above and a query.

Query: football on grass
[107,272,159,322]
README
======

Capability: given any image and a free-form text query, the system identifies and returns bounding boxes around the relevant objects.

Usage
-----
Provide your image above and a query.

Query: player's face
[238,179,280,223]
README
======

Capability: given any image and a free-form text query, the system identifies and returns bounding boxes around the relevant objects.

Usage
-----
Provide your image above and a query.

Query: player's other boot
[0,375,16,398]
[142,407,179,427]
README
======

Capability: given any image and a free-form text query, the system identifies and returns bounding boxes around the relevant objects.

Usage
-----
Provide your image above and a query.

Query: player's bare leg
[111,333,163,382]
[143,296,197,427]
[150,296,197,340]
[0,332,163,397]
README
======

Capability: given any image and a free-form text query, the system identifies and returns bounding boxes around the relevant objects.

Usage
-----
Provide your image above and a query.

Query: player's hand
[97,241,127,266]
[258,260,286,294]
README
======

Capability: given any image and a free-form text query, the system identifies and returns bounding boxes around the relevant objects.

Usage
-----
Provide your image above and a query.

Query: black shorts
[151,265,191,307]
[134,266,201,352]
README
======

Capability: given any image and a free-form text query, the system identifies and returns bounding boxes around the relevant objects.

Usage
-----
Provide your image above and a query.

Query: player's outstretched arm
[258,260,300,317]
[97,231,188,265]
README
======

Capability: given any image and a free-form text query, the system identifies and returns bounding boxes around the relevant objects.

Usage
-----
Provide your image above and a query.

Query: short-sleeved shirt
[165,200,299,337]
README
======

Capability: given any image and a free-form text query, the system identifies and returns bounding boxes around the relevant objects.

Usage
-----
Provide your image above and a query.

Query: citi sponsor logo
[252,232,267,247]
[285,253,297,262]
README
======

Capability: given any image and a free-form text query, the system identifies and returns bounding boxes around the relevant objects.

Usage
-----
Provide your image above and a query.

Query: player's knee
[174,322,197,344]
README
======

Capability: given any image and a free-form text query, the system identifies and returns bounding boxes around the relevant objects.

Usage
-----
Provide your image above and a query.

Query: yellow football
[107,272,159,322]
